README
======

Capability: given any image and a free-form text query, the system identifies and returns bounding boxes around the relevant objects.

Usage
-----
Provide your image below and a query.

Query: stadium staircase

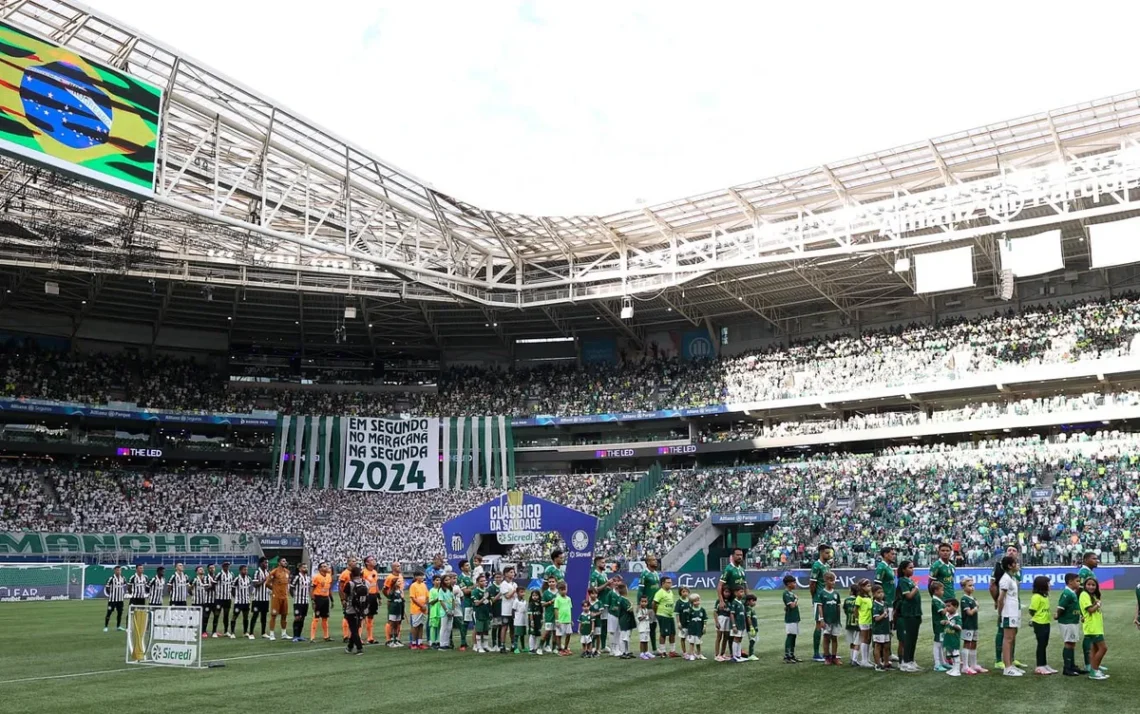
[594,462,666,541]
[37,470,60,506]
[661,515,717,572]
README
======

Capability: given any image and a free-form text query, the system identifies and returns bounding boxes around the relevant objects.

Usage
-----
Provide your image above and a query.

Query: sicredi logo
[150,643,196,663]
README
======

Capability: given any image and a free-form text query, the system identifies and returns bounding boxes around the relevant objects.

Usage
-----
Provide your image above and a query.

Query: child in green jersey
[579,588,596,658]
[686,593,707,660]
[929,580,948,671]
[941,598,963,677]
[526,588,543,654]
[540,577,557,654]
[745,593,759,661]
[782,574,801,663]
[427,574,442,650]
[855,578,873,668]
[675,586,691,658]
[1080,577,1107,680]
[959,577,986,674]
[1055,572,1083,676]
[555,582,573,656]
[653,576,678,658]
[816,572,842,665]
[472,574,490,653]
[1028,575,1055,675]
[871,585,891,671]
[728,585,747,662]
[842,583,859,666]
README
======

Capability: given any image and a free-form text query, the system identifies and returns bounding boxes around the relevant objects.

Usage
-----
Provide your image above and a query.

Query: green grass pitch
[1,590,1137,713]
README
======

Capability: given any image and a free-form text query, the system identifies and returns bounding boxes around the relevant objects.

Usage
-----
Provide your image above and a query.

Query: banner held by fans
[343,417,439,492]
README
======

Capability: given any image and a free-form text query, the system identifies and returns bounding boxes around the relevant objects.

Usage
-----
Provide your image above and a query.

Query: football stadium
[1,1,1140,712]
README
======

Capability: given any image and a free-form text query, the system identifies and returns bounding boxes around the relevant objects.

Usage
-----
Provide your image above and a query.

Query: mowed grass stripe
[1,590,1137,714]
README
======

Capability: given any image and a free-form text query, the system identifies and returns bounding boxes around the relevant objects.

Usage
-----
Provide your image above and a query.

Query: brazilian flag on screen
[0,20,162,195]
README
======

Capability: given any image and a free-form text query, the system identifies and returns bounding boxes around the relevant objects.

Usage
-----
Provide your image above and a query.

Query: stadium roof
[2,0,1140,354]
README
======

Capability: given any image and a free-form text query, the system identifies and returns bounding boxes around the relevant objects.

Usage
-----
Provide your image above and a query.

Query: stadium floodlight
[893,257,910,273]
[44,281,58,295]
[620,296,634,320]
[344,306,356,319]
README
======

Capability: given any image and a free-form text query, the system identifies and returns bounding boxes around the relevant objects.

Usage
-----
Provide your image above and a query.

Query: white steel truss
[1,0,1140,322]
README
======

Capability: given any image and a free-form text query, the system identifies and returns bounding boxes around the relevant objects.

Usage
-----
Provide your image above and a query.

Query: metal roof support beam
[151,281,174,345]
[820,164,851,206]
[419,302,441,349]
[540,306,573,338]
[71,274,104,338]
[715,282,782,332]
[660,290,702,327]
[297,291,305,353]
[727,188,759,225]
[0,268,27,310]
[790,263,854,319]
[927,141,955,186]
[1046,112,1069,163]
[479,307,511,351]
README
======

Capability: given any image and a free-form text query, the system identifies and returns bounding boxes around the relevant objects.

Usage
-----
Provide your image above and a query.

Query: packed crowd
[5,427,1140,569]
[698,390,1140,443]
[3,294,1140,419]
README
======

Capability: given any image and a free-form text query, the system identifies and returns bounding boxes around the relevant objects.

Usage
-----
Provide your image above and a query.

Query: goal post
[0,562,86,602]
[126,605,203,669]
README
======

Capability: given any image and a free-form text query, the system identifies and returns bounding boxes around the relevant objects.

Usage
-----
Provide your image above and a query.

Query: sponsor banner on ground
[0,584,71,602]
[342,417,440,492]
[614,566,1140,592]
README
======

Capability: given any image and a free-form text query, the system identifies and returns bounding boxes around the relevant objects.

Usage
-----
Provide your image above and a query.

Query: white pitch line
[0,644,346,686]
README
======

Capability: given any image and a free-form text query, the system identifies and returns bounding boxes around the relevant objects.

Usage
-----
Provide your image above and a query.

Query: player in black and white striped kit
[193,565,215,636]
[214,561,235,639]
[252,558,271,638]
[231,564,255,639]
[127,564,149,606]
[290,563,312,642]
[103,565,126,632]
[169,563,190,606]
[147,566,167,606]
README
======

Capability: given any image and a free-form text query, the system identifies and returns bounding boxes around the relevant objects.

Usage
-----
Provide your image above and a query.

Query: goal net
[0,563,86,602]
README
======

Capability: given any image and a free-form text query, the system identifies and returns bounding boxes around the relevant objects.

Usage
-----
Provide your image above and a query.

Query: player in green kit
[544,549,566,584]
[809,544,832,662]
[874,546,898,663]
[930,542,956,599]
[456,559,474,651]
[1077,551,1099,673]
[589,557,613,653]
[782,574,801,663]
[941,598,963,676]
[815,571,842,665]
[639,555,662,654]
[718,547,747,608]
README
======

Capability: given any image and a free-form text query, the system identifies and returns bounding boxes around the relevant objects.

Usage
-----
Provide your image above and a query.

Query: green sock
[784,634,792,657]
[491,627,498,648]
[1063,647,1074,670]
[599,627,608,650]
[459,621,467,647]
[748,639,755,657]
[812,629,821,657]
[1082,637,1091,666]
[789,634,797,656]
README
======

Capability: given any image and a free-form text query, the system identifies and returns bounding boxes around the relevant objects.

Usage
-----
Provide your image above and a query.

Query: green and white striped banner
[440,416,514,490]
[271,415,513,491]
[271,415,348,490]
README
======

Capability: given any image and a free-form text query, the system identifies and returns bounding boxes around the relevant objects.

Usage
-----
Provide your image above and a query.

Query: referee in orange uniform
[339,557,358,641]
[310,562,332,642]
[267,557,292,641]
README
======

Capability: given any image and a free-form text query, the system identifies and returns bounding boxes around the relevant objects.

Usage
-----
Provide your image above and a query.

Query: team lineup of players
[101,544,1136,676]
